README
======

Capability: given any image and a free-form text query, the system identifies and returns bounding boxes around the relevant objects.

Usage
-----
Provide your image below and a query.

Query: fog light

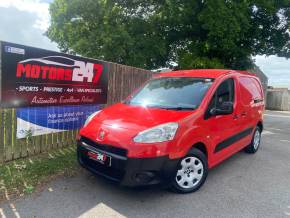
[135,172,155,183]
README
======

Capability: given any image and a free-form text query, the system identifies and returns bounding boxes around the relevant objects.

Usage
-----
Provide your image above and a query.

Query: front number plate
[87,151,111,166]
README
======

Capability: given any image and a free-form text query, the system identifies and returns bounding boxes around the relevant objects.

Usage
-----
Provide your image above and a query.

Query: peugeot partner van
[77,69,264,193]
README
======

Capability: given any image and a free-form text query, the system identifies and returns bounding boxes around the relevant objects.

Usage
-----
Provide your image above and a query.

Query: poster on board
[16,104,102,139]
[0,41,108,108]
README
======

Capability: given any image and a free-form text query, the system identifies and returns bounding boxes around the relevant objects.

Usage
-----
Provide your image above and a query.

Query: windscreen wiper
[126,103,196,111]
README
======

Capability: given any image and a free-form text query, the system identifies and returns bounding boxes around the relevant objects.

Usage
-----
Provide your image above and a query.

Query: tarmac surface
[1,110,290,218]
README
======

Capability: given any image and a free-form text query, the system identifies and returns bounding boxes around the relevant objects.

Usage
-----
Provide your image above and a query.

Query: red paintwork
[79,69,264,168]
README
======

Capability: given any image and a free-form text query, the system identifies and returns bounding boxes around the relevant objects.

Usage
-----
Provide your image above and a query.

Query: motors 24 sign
[0,41,108,108]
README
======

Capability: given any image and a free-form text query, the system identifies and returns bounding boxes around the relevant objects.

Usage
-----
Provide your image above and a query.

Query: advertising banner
[0,41,108,108]
[16,104,102,139]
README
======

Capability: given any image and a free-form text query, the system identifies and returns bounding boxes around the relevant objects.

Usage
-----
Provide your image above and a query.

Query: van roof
[156,69,254,79]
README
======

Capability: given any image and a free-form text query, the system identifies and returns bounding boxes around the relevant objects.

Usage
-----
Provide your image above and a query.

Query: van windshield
[127,77,214,110]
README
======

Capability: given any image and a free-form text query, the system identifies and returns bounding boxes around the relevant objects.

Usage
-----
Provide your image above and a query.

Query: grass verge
[0,146,78,201]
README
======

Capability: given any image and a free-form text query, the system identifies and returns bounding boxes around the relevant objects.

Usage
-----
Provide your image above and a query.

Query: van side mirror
[210,101,233,116]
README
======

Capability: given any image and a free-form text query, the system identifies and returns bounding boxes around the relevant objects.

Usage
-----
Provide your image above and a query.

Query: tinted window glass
[207,78,235,113]
[128,77,213,110]
[216,79,234,108]
[239,77,263,106]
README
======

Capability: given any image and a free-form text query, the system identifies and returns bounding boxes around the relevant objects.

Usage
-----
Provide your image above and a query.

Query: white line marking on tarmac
[267,127,283,131]
[262,130,274,135]
[9,204,20,218]
[281,140,290,143]
[266,110,290,114]
[78,203,126,218]
[264,114,290,118]
[0,208,7,218]
[285,205,290,216]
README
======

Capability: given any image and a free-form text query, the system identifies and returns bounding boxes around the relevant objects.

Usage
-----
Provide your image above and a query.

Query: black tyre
[244,126,261,154]
[170,148,208,194]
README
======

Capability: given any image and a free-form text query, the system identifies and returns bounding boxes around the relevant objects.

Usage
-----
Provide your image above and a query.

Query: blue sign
[16,104,103,138]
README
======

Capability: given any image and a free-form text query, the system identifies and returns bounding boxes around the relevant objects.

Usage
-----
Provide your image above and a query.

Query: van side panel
[206,75,264,168]
[237,76,264,145]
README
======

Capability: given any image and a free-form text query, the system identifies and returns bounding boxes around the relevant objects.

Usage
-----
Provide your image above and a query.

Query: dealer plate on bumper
[87,151,112,166]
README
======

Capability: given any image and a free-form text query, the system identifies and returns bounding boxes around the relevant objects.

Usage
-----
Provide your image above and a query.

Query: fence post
[12,108,22,160]
[0,42,3,164]
[4,109,13,161]
[0,109,4,164]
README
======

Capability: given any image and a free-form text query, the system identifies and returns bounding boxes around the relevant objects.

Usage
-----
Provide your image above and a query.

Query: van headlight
[83,110,101,127]
[133,122,178,143]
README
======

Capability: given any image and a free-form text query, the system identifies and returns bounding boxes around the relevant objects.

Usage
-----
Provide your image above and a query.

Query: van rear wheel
[245,126,261,154]
[170,148,208,194]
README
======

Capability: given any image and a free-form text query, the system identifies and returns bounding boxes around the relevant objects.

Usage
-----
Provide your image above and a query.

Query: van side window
[239,77,263,106]
[205,78,235,118]
[216,78,235,107]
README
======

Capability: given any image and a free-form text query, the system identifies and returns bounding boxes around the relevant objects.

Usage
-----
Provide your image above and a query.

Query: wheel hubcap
[253,130,261,150]
[176,157,204,189]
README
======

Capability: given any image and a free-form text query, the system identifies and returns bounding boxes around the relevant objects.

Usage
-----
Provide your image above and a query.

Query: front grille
[80,136,128,157]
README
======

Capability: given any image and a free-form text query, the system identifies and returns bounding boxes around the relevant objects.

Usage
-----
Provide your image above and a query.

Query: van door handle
[241,112,247,117]
[254,99,263,104]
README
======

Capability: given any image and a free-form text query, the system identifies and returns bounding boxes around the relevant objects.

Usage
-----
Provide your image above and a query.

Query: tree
[47,0,290,70]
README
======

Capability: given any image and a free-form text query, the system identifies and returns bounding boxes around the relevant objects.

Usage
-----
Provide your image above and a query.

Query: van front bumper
[77,138,179,187]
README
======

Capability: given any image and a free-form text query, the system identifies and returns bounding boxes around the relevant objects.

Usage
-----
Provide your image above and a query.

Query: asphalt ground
[1,110,290,218]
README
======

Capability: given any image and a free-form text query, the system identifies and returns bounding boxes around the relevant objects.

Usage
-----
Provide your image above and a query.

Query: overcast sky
[0,0,289,88]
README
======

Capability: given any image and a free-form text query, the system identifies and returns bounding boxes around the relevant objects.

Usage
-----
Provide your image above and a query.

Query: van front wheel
[170,148,208,194]
[244,126,261,154]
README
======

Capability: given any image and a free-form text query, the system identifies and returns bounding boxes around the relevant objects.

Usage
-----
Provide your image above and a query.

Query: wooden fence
[0,63,152,164]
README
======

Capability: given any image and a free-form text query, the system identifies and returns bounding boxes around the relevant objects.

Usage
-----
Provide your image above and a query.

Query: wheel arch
[192,142,208,159]
[257,121,263,132]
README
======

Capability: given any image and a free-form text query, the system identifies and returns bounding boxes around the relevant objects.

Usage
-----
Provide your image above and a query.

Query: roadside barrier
[266,89,289,111]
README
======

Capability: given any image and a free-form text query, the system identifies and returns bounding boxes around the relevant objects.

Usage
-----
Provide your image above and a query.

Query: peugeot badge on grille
[98,129,105,141]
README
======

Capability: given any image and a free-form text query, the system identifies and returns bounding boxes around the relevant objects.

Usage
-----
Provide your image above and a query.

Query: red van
[77,69,264,193]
